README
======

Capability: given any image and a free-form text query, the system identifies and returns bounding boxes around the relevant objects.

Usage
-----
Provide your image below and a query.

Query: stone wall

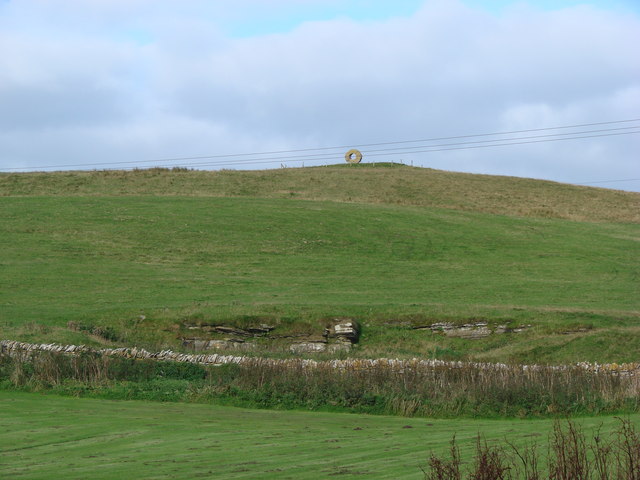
[1,339,638,376]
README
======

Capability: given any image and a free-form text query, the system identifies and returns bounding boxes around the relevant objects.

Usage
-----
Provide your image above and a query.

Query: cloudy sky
[1,0,639,191]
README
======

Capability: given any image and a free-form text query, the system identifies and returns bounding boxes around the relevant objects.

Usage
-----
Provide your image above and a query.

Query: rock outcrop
[413,322,531,339]
[182,319,361,354]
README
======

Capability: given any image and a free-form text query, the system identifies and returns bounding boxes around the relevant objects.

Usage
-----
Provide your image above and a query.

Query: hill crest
[1,165,638,223]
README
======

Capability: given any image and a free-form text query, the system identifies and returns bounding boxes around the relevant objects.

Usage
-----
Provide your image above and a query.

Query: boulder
[326,320,360,343]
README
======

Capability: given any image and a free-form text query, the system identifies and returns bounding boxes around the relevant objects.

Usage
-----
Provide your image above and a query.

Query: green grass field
[1,390,637,480]
[1,167,639,363]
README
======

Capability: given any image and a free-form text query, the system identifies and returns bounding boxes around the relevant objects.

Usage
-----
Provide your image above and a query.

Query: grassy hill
[2,164,638,223]
[1,165,639,363]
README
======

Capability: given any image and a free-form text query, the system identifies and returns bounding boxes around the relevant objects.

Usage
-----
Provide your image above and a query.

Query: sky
[1,0,639,191]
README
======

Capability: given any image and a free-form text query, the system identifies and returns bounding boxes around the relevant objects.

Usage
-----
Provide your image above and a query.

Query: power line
[364,130,640,158]
[106,129,640,170]
[2,118,639,172]
[575,178,640,185]
[346,126,640,156]
[98,126,640,171]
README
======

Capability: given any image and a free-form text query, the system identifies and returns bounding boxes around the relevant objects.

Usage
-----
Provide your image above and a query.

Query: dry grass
[425,418,640,480]
[1,165,638,223]
[2,343,639,417]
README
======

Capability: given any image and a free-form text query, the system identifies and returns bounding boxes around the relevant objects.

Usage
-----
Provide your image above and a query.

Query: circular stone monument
[344,149,363,164]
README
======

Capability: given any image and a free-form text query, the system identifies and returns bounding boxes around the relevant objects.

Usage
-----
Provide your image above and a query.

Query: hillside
[1,166,639,364]
[1,164,638,223]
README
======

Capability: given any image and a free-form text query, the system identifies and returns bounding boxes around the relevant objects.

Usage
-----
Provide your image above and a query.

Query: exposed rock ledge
[413,322,531,339]
[181,319,361,354]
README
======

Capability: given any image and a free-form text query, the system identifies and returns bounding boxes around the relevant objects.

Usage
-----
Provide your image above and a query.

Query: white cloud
[0,0,638,190]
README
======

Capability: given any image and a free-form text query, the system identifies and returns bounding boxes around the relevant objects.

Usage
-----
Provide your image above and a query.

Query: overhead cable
[94,129,640,171]
[2,118,639,172]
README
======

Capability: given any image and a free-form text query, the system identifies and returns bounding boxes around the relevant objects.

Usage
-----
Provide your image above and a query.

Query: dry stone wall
[1,339,638,376]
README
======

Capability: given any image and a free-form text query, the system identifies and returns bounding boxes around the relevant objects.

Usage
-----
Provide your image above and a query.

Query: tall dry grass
[424,418,640,480]
[1,342,638,417]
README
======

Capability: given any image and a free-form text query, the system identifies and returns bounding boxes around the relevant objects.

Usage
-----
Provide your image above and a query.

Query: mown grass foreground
[1,166,639,363]
[1,391,638,480]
